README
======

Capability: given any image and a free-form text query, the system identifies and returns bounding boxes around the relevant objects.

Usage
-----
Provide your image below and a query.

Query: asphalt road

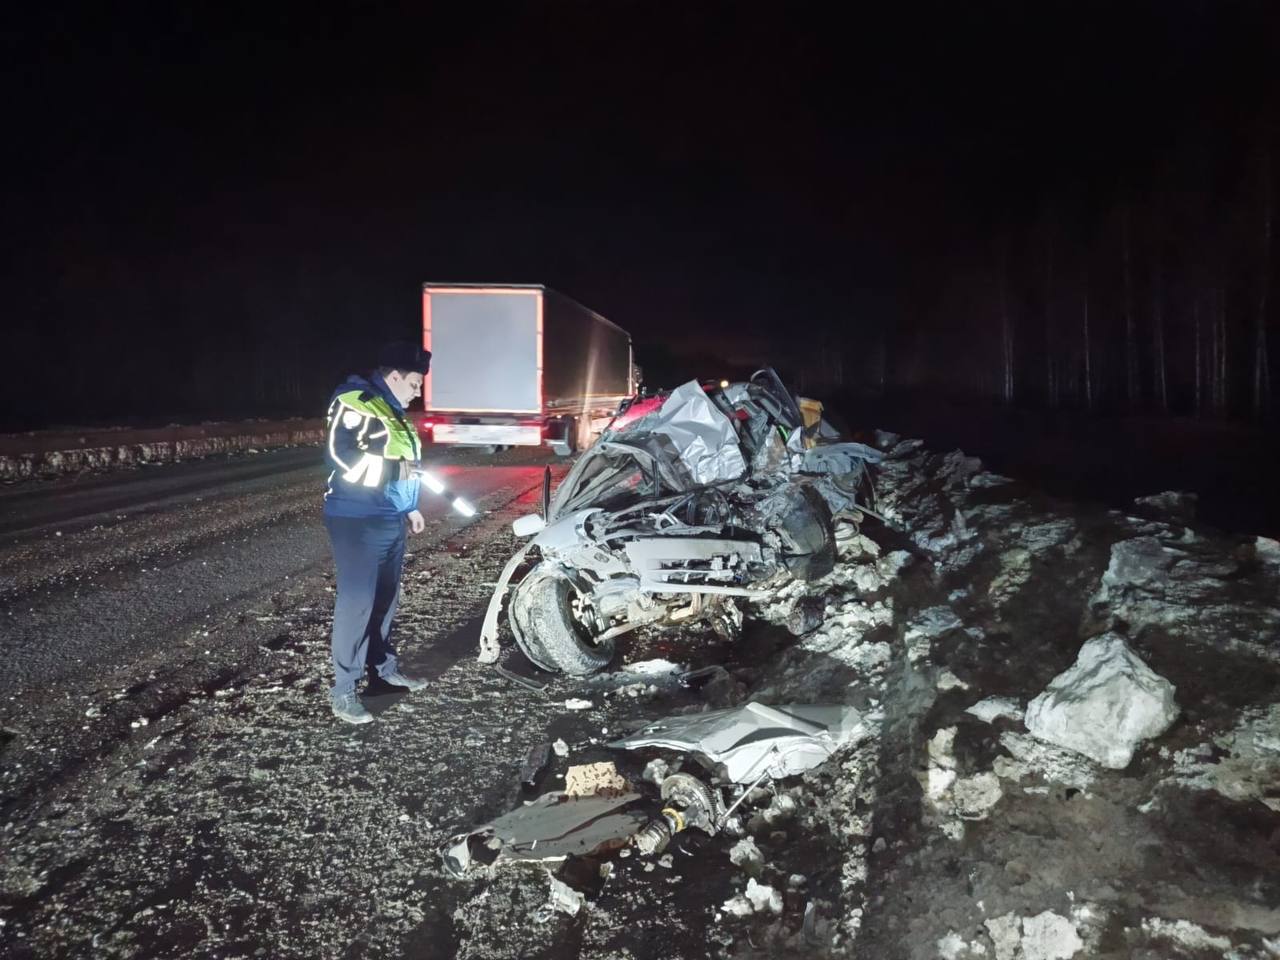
[0,442,625,959]
[0,445,556,695]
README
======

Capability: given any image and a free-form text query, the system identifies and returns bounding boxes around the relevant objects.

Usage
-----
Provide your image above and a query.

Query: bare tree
[1255,152,1273,419]
[1148,200,1168,414]
[1044,220,1057,406]
[998,242,1014,403]
[1210,287,1227,415]
[1194,296,1203,416]
[1122,203,1139,408]
[1151,254,1168,413]
[1082,269,1094,411]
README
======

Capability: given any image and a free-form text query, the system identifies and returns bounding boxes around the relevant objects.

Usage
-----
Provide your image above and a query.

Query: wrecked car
[479,369,881,675]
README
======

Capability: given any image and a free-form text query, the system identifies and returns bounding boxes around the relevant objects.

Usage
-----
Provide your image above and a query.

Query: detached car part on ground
[479,370,882,675]
[441,770,726,878]
[441,701,867,877]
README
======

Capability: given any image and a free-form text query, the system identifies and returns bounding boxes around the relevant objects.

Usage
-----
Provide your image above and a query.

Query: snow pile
[721,878,783,917]
[1172,702,1280,812]
[1025,633,1178,769]
[995,732,1097,790]
[0,419,325,480]
[967,696,1024,724]
[1140,917,1233,953]
[903,605,967,663]
[1132,490,1198,524]
[1092,535,1280,659]
[984,910,1084,960]
[918,726,1005,838]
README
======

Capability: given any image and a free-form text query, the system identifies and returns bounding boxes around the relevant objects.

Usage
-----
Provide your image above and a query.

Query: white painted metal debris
[609,701,866,783]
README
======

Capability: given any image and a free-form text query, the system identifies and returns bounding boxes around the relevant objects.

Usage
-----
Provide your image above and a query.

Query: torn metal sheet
[441,791,647,878]
[641,379,747,487]
[609,702,866,783]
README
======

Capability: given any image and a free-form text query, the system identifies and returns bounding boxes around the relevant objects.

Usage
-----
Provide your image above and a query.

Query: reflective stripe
[342,453,384,487]
[327,409,354,472]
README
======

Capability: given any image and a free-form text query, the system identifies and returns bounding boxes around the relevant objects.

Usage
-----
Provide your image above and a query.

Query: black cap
[378,340,432,373]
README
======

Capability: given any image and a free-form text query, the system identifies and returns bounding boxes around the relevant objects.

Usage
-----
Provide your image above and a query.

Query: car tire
[510,567,615,675]
[778,485,836,580]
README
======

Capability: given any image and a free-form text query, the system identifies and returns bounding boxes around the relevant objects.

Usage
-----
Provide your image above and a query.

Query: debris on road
[8,418,1280,960]
[441,790,647,878]
[519,742,551,789]
[609,701,866,782]
[564,761,629,797]
[534,873,585,922]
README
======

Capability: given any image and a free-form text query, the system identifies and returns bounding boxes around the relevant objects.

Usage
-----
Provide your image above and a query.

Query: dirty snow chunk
[564,762,628,797]
[985,915,1023,960]
[928,727,958,770]
[744,878,782,914]
[953,773,1003,819]
[1025,633,1178,769]
[937,932,969,959]
[904,606,964,662]
[967,697,1023,724]
[889,438,924,458]
[564,698,593,711]
[621,659,681,677]
[988,548,1032,606]
[1257,536,1280,567]
[721,894,754,918]
[938,932,990,958]
[1132,490,1198,524]
[762,793,797,824]
[968,471,1014,488]
[997,732,1096,790]
[1021,911,1084,960]
[1174,702,1280,812]
[552,738,570,757]
[641,758,669,786]
[1140,917,1232,953]
[729,837,763,874]
[937,669,969,692]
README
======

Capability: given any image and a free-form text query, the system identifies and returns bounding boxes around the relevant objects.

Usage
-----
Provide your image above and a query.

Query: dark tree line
[880,131,1276,424]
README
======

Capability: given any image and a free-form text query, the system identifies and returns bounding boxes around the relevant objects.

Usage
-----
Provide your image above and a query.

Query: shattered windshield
[551,444,657,518]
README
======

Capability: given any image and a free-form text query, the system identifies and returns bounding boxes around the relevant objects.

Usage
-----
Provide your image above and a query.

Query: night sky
[4,2,1278,428]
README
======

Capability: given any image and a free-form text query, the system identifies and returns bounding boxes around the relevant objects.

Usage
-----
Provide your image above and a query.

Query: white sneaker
[331,691,373,724]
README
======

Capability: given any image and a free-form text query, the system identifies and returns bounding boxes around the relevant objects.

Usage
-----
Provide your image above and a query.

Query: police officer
[323,341,431,724]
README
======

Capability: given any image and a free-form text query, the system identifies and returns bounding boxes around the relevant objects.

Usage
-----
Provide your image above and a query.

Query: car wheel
[510,567,614,675]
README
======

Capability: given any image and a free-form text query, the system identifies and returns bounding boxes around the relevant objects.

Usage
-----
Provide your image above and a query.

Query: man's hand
[407,509,425,534]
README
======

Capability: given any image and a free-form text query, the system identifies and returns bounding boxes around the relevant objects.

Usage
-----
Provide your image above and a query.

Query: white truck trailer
[419,284,634,454]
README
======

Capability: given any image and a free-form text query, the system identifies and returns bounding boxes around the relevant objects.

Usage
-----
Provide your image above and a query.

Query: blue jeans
[324,514,407,697]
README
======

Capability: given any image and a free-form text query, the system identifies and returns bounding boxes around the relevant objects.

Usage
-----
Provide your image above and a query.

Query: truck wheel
[551,417,577,457]
[510,568,614,675]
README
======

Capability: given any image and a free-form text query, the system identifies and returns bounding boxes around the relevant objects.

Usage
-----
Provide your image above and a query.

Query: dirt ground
[2,438,1278,959]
